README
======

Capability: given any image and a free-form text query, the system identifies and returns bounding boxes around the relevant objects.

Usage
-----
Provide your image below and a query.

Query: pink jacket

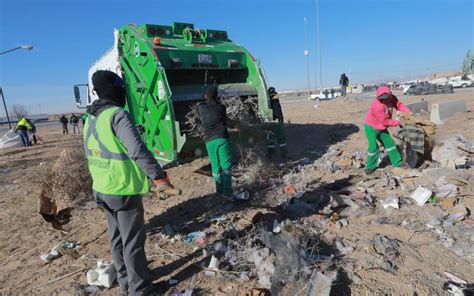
[365,86,410,130]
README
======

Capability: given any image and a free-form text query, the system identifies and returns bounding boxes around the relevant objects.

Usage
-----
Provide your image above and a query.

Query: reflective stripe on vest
[83,107,149,195]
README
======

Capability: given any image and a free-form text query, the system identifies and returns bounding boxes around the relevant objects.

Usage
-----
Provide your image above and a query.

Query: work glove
[152,172,173,192]
[151,172,182,197]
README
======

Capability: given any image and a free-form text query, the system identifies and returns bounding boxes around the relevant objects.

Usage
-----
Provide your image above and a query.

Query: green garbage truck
[74,22,273,167]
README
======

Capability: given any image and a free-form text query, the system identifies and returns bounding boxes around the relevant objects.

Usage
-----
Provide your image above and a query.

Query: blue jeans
[17,130,29,146]
[341,85,347,96]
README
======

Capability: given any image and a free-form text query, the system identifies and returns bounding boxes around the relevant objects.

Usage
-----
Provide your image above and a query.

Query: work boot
[365,168,376,175]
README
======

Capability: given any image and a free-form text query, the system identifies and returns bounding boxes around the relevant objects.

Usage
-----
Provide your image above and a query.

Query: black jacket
[270,99,284,121]
[197,102,228,143]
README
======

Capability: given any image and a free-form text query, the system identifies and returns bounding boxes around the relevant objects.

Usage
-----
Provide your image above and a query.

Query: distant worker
[339,73,349,96]
[59,114,68,134]
[197,86,248,201]
[70,113,80,134]
[84,70,174,295]
[14,117,34,146]
[364,86,411,174]
[267,87,288,159]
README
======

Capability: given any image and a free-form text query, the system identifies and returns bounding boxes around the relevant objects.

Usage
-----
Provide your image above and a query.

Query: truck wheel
[462,84,467,88]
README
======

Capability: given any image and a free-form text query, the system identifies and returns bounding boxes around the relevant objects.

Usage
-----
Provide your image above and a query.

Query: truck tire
[462,84,467,88]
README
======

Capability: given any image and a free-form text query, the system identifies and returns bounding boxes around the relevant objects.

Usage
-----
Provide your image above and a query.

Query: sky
[0,0,473,114]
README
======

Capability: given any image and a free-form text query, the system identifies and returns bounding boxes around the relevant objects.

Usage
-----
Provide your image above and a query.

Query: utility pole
[0,88,12,129]
[304,17,311,99]
[315,0,323,89]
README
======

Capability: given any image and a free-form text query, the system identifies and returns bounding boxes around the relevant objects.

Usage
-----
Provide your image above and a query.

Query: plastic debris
[86,261,117,288]
[283,185,297,195]
[169,278,179,285]
[161,224,176,238]
[185,231,206,246]
[306,270,337,296]
[173,289,193,296]
[382,196,399,209]
[248,247,276,289]
[410,186,433,206]
[205,255,220,277]
[40,249,61,263]
[335,239,354,255]
[272,219,282,233]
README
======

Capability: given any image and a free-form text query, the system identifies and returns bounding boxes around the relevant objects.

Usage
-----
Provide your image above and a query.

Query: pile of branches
[184,96,263,137]
[40,147,93,206]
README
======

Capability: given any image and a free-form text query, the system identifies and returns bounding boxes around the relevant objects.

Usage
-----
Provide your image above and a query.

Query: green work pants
[206,138,233,197]
[267,121,288,158]
[364,124,402,170]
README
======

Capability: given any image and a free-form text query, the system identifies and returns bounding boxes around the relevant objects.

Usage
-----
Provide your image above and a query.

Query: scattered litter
[382,195,399,210]
[40,249,61,263]
[173,289,194,296]
[205,255,220,277]
[169,278,179,285]
[306,270,337,296]
[410,186,433,206]
[336,218,349,229]
[185,231,206,246]
[448,204,468,222]
[372,235,401,271]
[283,185,297,195]
[335,239,354,255]
[443,272,467,285]
[272,219,282,233]
[86,261,117,288]
[248,247,275,289]
[161,224,176,238]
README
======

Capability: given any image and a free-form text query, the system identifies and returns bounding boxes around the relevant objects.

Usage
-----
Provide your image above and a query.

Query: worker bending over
[364,86,410,174]
[14,117,38,146]
[267,87,288,159]
[84,70,174,295]
[197,86,248,201]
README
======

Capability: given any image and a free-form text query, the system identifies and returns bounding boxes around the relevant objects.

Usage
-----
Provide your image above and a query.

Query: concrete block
[406,101,428,114]
[430,100,467,124]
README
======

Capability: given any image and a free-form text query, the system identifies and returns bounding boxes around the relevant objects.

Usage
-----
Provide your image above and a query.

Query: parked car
[403,82,453,95]
[448,77,473,88]
[310,88,341,100]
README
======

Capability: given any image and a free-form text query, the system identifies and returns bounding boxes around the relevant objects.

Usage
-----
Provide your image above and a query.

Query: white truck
[448,76,472,88]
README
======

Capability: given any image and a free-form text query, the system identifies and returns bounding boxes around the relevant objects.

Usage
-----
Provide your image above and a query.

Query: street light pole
[315,0,323,89]
[0,88,12,129]
[0,44,34,128]
[0,45,34,56]
[304,17,311,99]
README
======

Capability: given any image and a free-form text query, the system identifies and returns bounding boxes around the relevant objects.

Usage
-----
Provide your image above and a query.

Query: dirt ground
[0,88,473,295]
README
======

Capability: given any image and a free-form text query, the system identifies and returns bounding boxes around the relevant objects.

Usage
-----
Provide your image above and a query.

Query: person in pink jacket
[364,86,410,174]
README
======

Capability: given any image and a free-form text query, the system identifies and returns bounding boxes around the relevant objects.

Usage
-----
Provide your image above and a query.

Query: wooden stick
[30,267,87,290]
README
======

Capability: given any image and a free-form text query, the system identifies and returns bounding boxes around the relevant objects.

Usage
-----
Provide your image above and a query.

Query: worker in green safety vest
[84,70,174,295]
[267,87,288,159]
[197,86,249,202]
[14,117,35,146]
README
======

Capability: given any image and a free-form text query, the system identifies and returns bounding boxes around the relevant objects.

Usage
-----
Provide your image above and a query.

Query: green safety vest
[17,118,33,130]
[83,107,149,195]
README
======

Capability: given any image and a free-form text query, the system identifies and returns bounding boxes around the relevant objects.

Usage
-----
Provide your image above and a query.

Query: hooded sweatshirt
[364,86,410,130]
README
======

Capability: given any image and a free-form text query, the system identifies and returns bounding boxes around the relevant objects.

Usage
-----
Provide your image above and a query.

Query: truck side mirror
[74,86,82,105]
[73,83,89,108]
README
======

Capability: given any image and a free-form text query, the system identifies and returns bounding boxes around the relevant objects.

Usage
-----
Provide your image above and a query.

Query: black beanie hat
[92,70,123,91]
[204,85,218,101]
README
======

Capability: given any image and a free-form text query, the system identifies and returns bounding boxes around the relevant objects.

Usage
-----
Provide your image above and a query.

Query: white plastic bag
[0,130,24,149]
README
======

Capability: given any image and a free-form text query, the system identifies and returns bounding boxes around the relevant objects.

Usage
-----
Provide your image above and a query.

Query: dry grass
[40,146,92,205]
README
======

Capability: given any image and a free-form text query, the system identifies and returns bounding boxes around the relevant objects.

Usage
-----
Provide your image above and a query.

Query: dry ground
[0,88,473,295]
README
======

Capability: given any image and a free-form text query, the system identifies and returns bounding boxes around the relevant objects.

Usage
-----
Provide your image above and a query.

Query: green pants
[206,138,233,197]
[364,124,402,170]
[267,121,288,158]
